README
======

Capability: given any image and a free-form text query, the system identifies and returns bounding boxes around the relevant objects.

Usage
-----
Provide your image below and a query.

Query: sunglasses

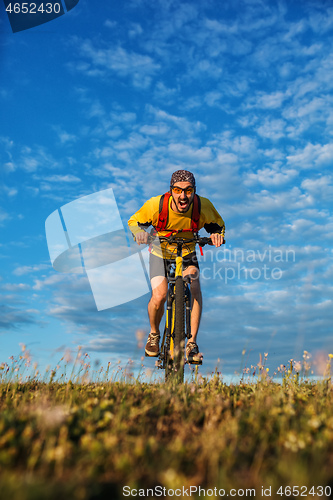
[171,186,194,195]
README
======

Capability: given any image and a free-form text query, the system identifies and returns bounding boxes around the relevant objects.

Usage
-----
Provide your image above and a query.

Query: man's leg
[145,276,168,357]
[148,276,168,333]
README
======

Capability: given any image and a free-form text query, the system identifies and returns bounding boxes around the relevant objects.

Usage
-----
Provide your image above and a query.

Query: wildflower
[64,349,73,364]
[329,354,333,359]
[135,329,146,349]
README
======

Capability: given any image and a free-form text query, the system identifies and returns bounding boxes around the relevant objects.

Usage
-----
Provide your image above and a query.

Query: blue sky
[1,0,333,378]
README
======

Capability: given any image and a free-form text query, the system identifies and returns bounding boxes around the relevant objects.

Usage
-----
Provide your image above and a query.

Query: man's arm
[128,197,159,245]
[201,198,225,248]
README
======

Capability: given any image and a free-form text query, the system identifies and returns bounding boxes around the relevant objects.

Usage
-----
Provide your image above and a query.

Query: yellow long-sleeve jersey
[128,194,225,259]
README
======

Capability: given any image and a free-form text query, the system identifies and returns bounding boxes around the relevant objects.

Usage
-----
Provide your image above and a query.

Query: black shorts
[149,252,199,280]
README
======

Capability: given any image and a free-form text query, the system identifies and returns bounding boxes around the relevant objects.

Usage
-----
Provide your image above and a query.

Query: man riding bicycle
[128,170,225,364]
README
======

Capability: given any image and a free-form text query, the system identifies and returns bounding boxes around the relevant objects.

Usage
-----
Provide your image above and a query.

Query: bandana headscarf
[170,170,196,188]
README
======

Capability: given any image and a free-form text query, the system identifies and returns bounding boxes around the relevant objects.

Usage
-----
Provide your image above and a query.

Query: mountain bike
[149,232,215,383]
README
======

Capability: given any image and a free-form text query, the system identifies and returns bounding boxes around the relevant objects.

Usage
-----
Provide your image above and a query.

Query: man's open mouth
[178,199,189,209]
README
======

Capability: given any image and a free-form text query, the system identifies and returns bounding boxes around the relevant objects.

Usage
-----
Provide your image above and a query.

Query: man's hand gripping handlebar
[134,230,225,247]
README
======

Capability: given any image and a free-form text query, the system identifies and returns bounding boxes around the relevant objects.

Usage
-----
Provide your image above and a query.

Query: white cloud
[308,8,333,34]
[0,304,38,329]
[203,90,220,106]
[153,81,178,103]
[244,167,298,187]
[104,19,117,29]
[248,91,287,110]
[209,133,258,158]
[167,143,212,162]
[13,264,50,276]
[54,127,77,145]
[38,175,81,184]
[76,40,160,88]
[128,22,143,38]
[301,175,333,200]
[1,283,30,291]
[19,146,59,173]
[235,186,313,216]
[287,143,333,169]
[139,124,170,136]
[256,119,286,141]
[4,186,17,197]
[284,96,327,121]
[146,105,205,134]
[0,208,10,225]
[113,133,149,152]
[110,111,137,123]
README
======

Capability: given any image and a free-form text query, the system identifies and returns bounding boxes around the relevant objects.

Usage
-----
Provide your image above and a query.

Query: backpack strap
[191,194,201,232]
[155,192,171,232]
[155,192,201,232]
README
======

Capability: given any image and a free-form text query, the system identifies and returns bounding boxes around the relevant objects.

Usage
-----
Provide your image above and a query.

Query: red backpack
[155,192,201,233]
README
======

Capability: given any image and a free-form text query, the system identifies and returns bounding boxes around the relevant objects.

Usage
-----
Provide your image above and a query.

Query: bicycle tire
[165,291,174,381]
[173,275,185,383]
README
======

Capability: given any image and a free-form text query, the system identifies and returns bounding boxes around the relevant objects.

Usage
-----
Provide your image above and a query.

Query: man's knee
[151,288,167,307]
[184,266,200,285]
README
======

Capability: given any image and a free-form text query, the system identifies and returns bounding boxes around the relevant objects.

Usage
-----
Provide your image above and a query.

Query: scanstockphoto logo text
[198,245,296,283]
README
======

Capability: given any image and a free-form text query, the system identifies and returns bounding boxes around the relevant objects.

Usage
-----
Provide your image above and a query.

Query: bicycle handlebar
[147,232,224,247]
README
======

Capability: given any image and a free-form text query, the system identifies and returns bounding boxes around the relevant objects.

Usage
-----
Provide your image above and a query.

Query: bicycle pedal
[187,355,203,365]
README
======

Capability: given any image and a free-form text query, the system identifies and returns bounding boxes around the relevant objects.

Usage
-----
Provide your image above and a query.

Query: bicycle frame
[152,232,213,382]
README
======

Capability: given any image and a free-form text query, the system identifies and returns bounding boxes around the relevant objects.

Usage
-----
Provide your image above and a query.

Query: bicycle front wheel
[173,275,185,383]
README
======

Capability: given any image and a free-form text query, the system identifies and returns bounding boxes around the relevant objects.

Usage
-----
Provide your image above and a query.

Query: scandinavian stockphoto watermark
[45,188,154,311]
[45,188,296,312]
[2,0,80,33]
[197,246,296,284]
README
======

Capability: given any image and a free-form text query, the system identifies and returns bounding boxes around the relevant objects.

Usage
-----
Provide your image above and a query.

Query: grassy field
[0,351,333,499]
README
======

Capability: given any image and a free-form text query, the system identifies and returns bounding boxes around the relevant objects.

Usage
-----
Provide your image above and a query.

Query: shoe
[186,341,203,365]
[145,332,160,357]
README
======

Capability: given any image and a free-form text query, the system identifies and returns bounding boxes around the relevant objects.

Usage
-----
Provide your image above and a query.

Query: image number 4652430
[3,0,80,33]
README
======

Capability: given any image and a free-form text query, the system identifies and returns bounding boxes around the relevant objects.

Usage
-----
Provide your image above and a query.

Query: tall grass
[0,346,333,499]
